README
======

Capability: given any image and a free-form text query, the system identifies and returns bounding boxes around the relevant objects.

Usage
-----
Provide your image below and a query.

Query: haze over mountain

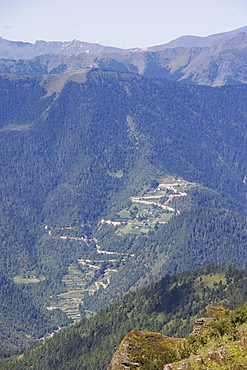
[148,25,247,50]
[1,26,247,86]
[1,26,247,59]
[0,37,125,60]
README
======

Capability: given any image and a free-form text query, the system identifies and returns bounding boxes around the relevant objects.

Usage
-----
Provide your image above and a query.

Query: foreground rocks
[107,330,184,370]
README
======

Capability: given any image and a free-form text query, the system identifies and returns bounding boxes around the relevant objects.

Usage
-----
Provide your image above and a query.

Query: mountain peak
[148,25,247,51]
[1,26,247,60]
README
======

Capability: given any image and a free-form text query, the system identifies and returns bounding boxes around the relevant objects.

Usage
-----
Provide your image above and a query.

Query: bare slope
[1,27,247,86]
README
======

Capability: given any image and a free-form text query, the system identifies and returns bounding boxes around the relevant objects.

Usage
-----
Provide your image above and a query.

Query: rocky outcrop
[107,330,184,370]
[191,317,216,336]
[107,308,232,370]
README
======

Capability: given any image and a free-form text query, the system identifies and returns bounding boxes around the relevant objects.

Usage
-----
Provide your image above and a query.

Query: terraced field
[114,176,197,234]
[33,177,200,320]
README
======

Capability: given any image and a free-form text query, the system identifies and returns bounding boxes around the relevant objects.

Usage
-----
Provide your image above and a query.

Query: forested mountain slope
[87,207,247,312]
[0,272,70,350]
[1,68,247,344]
[2,265,247,370]
[1,70,247,273]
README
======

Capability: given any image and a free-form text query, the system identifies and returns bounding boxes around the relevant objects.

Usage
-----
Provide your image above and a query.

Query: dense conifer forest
[1,264,247,369]
[1,52,247,365]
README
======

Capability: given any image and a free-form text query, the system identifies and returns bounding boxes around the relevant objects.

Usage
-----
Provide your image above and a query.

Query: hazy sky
[1,0,247,48]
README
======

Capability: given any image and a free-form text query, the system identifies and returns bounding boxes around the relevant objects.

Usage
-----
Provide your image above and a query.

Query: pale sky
[1,0,247,48]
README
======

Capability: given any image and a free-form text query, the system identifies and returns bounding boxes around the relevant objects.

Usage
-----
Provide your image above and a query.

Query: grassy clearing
[194,273,227,299]
[107,170,123,178]
[196,273,227,287]
[13,275,46,284]
[118,209,131,219]
[114,176,199,235]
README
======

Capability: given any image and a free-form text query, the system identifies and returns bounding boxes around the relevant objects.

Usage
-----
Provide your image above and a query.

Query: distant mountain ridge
[148,25,247,50]
[1,26,246,59]
[1,27,247,86]
[0,37,125,60]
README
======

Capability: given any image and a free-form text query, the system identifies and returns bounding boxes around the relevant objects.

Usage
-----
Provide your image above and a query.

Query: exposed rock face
[107,330,183,370]
[107,315,218,369]
[108,305,247,370]
[191,317,216,336]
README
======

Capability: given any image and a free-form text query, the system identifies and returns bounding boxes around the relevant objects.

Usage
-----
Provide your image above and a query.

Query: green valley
[1,60,247,351]
[15,176,207,321]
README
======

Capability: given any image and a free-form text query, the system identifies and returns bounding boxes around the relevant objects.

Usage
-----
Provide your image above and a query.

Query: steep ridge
[2,265,247,369]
